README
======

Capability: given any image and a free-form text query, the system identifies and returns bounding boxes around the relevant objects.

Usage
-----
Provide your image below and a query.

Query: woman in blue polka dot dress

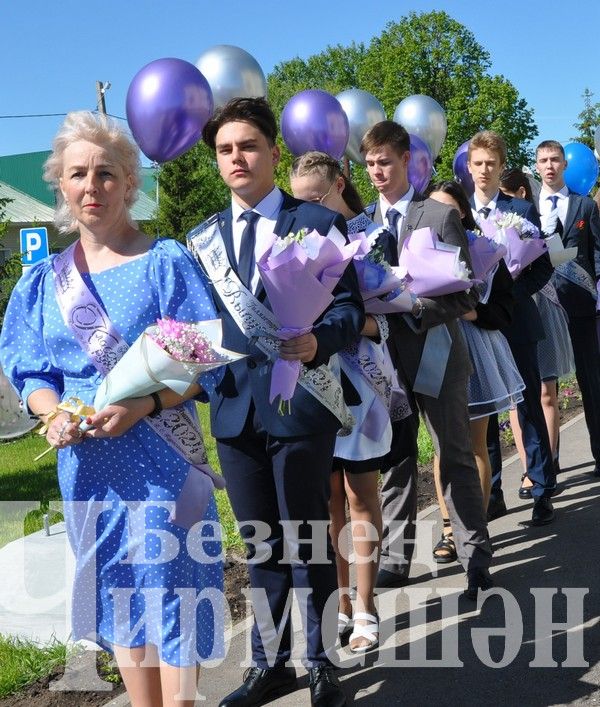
[0,112,224,706]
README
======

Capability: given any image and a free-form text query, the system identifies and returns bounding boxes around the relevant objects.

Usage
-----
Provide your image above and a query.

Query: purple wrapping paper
[349,231,414,313]
[468,236,507,280]
[257,230,360,405]
[397,227,475,297]
[490,226,548,279]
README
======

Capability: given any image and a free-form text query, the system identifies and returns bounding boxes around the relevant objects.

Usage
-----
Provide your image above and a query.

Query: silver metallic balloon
[393,95,447,159]
[195,45,267,110]
[336,89,386,165]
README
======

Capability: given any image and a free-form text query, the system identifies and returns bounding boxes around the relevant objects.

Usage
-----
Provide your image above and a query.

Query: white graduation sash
[52,243,224,528]
[188,216,354,435]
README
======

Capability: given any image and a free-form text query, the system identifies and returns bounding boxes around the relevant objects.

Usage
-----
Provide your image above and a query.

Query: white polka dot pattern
[0,238,224,666]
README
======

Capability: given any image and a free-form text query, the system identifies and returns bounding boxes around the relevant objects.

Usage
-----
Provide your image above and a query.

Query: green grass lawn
[0,406,243,551]
[0,407,435,551]
[0,635,68,698]
[0,405,434,697]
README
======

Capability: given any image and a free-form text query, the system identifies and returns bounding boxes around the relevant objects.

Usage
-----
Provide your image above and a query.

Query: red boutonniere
[576,219,585,230]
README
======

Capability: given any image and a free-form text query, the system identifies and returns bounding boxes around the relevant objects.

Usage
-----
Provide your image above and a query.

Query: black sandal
[433,519,457,564]
[519,472,533,500]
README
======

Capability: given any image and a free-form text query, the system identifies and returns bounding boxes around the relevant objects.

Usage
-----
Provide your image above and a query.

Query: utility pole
[95,81,110,114]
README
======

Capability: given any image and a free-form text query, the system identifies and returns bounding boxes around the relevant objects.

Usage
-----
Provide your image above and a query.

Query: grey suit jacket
[368,194,477,387]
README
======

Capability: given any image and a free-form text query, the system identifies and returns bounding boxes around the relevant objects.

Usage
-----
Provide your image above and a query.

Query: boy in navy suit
[187,98,364,707]
[536,139,600,478]
[467,130,556,526]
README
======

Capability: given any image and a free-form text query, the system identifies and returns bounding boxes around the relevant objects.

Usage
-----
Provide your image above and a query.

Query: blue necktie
[386,207,400,238]
[479,206,491,219]
[547,195,563,235]
[384,208,400,266]
[237,210,260,290]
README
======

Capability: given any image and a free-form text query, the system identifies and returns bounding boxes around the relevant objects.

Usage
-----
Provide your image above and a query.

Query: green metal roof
[0,181,55,224]
[0,151,156,221]
[0,151,55,206]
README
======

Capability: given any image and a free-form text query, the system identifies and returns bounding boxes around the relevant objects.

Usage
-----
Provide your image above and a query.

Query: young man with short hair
[468,130,557,525]
[188,97,364,707]
[536,139,600,478]
[360,120,493,599]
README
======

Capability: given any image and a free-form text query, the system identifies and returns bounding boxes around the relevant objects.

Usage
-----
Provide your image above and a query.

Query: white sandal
[337,611,353,638]
[348,611,379,653]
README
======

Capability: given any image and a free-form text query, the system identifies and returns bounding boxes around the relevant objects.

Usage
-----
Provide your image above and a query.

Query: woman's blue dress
[0,238,224,667]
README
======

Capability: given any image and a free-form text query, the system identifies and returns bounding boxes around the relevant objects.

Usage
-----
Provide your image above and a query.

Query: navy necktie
[547,195,564,235]
[479,206,491,219]
[386,207,400,238]
[237,210,260,290]
[384,208,400,266]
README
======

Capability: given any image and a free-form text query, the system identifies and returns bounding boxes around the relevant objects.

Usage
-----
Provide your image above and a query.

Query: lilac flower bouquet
[349,231,414,314]
[397,226,475,297]
[257,227,360,413]
[478,210,548,278]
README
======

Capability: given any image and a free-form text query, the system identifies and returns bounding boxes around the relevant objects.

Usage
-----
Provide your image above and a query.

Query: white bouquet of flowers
[93,318,245,411]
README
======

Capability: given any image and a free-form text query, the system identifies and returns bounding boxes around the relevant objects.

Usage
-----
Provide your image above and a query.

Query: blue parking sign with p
[20,227,49,268]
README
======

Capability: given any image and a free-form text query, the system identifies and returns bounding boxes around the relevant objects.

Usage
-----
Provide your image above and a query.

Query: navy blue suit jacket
[552,190,600,318]
[475,192,553,344]
[187,190,365,439]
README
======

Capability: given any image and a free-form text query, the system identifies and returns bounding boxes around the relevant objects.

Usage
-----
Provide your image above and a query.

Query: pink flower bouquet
[478,210,548,278]
[397,226,475,297]
[349,231,414,314]
[92,318,245,411]
[257,227,360,412]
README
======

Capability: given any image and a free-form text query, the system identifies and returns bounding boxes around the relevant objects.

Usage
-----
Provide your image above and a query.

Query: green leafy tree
[0,197,22,328]
[155,10,539,219]
[358,12,537,178]
[152,142,229,242]
[572,88,600,149]
[268,10,538,198]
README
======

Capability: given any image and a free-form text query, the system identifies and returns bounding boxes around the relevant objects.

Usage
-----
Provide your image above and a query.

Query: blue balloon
[564,142,599,195]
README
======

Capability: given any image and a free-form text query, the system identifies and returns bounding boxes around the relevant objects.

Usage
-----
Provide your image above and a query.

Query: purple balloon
[453,140,474,196]
[408,134,433,193]
[126,58,213,163]
[281,89,349,160]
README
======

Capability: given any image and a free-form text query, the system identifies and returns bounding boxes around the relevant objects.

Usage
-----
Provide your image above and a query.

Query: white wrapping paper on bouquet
[93,319,246,411]
[544,233,577,267]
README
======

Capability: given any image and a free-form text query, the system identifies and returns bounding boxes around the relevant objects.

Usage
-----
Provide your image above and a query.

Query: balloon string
[153,161,160,239]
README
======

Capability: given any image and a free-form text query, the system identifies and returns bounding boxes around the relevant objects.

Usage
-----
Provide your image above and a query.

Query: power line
[0,113,69,119]
[0,111,126,121]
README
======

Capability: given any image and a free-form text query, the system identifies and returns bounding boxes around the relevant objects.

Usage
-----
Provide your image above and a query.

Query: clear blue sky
[2,0,599,166]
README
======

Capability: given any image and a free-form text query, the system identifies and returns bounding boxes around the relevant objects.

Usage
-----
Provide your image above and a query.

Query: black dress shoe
[487,494,508,521]
[218,666,297,706]
[309,665,346,707]
[531,496,554,526]
[465,567,494,600]
[518,485,532,500]
[375,567,409,589]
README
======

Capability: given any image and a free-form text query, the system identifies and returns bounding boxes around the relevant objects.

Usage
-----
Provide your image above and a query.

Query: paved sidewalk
[1,413,598,705]
[191,412,600,706]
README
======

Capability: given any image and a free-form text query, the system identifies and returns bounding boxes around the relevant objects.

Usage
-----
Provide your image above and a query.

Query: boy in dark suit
[467,130,556,525]
[536,139,600,477]
[187,98,364,707]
